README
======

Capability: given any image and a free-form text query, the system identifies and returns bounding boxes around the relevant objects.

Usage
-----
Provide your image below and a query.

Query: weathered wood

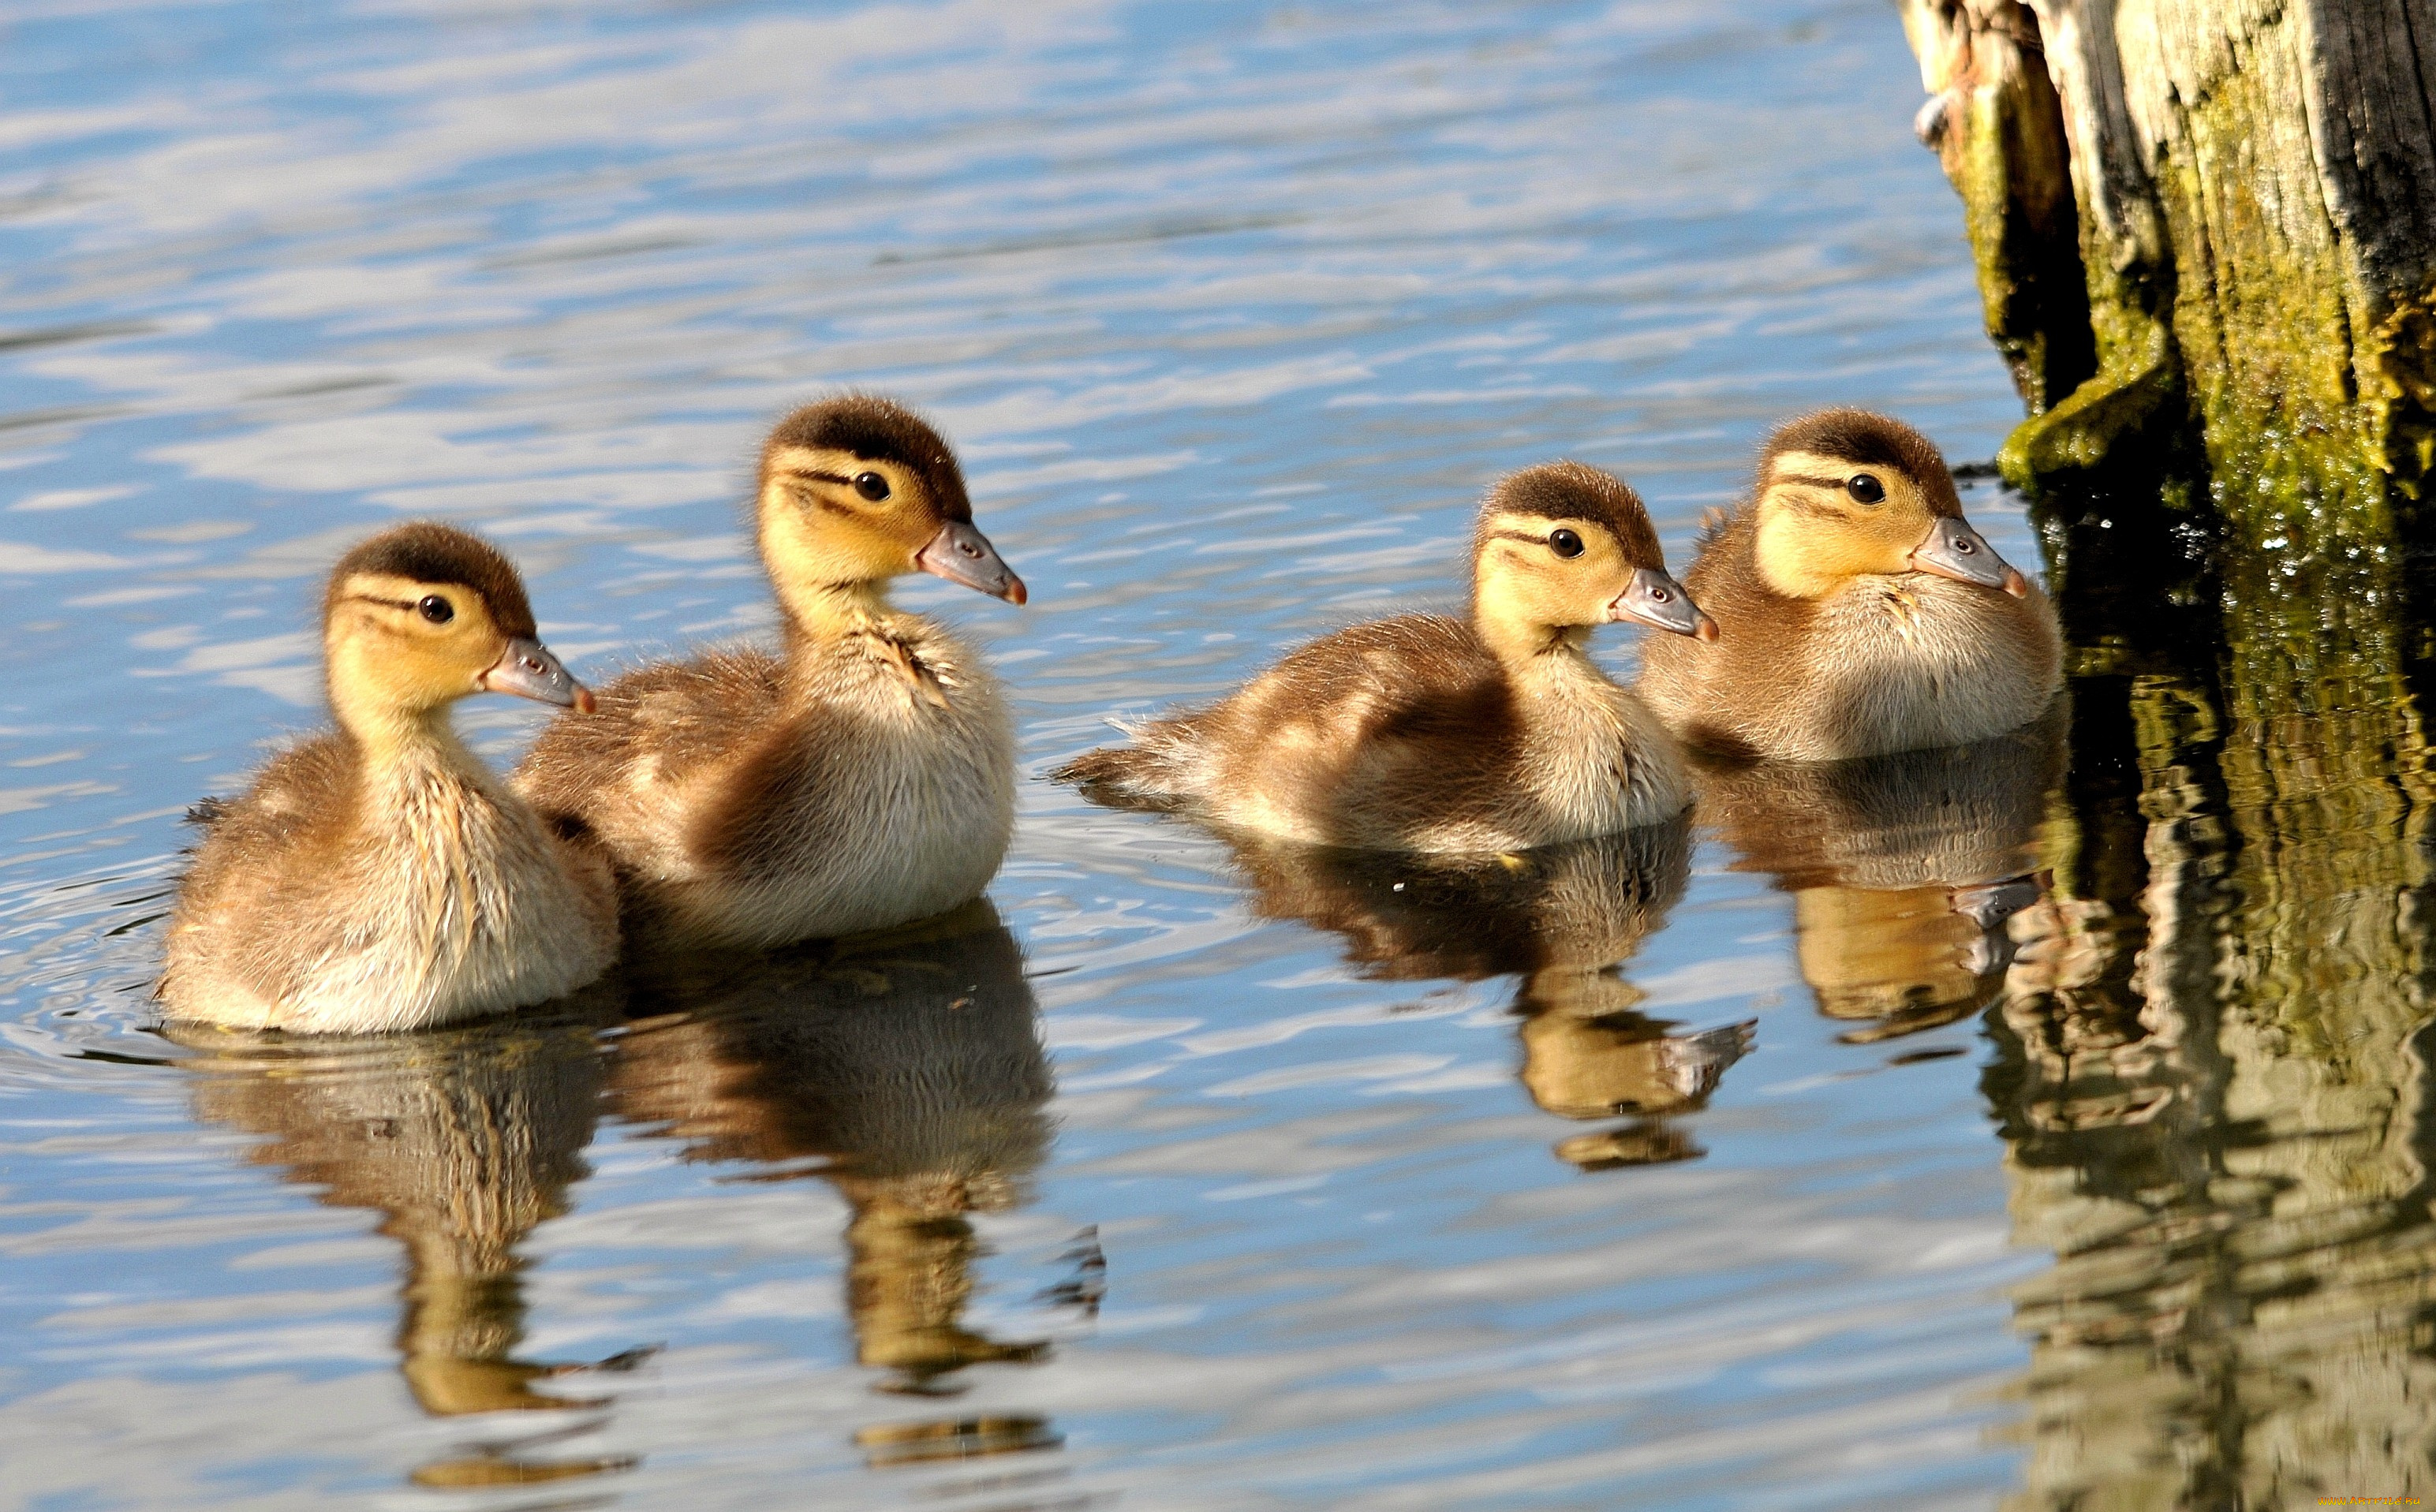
[1909,20,2436,1498]
[1900,1,2436,502]
[1903,1,2095,413]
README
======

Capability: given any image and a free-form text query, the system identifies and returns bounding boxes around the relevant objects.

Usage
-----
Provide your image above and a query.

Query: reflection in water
[1987,655,2436,1506]
[173,1014,641,1491]
[1698,715,2064,1042]
[607,902,1062,1467]
[1220,819,1752,1168]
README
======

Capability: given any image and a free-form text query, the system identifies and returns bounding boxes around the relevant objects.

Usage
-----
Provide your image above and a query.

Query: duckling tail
[1051,731,1196,814]
[1694,506,1731,554]
[185,796,232,829]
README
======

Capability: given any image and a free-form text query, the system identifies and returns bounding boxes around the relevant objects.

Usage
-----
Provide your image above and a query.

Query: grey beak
[1911,517,2029,596]
[480,637,595,713]
[1608,566,1719,640]
[915,520,1028,605]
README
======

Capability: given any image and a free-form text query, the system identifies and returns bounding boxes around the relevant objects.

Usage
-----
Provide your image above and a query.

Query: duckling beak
[916,521,1028,605]
[1608,567,1719,640]
[1910,517,2029,596]
[480,637,596,713]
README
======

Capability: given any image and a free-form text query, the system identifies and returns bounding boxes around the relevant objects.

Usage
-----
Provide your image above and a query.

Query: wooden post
[1911,10,2436,1499]
[1900,2,2436,508]
[1904,0,2436,726]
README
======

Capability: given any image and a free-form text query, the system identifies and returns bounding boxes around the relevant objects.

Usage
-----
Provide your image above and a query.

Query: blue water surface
[0,2,2053,1507]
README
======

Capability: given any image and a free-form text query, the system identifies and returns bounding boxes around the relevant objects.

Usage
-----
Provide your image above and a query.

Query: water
[6,2,2426,1508]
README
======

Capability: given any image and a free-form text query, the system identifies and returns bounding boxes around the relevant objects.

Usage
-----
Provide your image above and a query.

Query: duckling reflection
[606,902,1059,1462]
[1222,818,1750,1170]
[1698,715,2063,1043]
[171,1013,640,1490]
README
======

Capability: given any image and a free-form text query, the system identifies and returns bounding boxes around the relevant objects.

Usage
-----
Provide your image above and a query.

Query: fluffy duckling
[513,397,1024,950]
[1057,462,1715,852]
[161,525,617,1033]
[1637,409,2061,760]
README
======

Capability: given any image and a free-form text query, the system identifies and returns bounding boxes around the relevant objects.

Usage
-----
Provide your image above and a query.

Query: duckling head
[754,396,1026,632]
[1750,409,2027,600]
[1469,461,1715,659]
[322,523,592,745]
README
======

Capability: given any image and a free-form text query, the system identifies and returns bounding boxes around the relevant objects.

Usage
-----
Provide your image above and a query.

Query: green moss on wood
[1953,74,2094,413]
[2364,285,2436,491]
[1996,326,2177,487]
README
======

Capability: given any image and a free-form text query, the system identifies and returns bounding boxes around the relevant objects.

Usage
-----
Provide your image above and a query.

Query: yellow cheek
[763,495,928,587]
[848,515,925,571]
[1819,525,1910,577]
[1754,508,1915,596]
[402,637,484,693]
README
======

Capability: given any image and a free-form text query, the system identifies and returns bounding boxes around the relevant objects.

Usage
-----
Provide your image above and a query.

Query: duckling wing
[1225,616,1517,784]
[177,736,361,891]
[510,648,787,855]
[1257,614,1504,725]
[1059,614,1517,847]
[163,734,364,1008]
[1206,616,1522,843]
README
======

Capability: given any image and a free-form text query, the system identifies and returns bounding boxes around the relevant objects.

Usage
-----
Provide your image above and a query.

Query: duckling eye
[1847,473,1885,505]
[1549,528,1584,558]
[853,471,891,502]
[417,595,454,625]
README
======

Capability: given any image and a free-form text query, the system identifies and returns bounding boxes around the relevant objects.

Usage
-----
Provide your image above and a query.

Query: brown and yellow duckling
[1057,462,1715,852]
[161,524,616,1033]
[513,396,1025,951]
[1637,409,2060,760]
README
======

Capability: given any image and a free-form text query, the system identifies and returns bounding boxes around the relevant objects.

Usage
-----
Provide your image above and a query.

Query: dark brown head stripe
[1768,484,1851,519]
[1759,409,1961,517]
[763,394,972,522]
[327,521,536,637]
[1481,461,1662,563]
[771,469,872,517]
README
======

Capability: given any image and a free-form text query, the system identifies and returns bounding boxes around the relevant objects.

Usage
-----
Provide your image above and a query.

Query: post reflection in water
[1696,715,2065,1043]
[172,1012,644,1491]
[606,901,1065,1469]
[1220,818,1754,1170]
[1983,633,2436,1506]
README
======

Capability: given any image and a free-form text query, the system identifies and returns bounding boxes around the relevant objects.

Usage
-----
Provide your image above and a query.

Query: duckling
[1636,409,2061,760]
[513,397,1026,951]
[1056,462,1716,852]
[159,524,617,1034]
